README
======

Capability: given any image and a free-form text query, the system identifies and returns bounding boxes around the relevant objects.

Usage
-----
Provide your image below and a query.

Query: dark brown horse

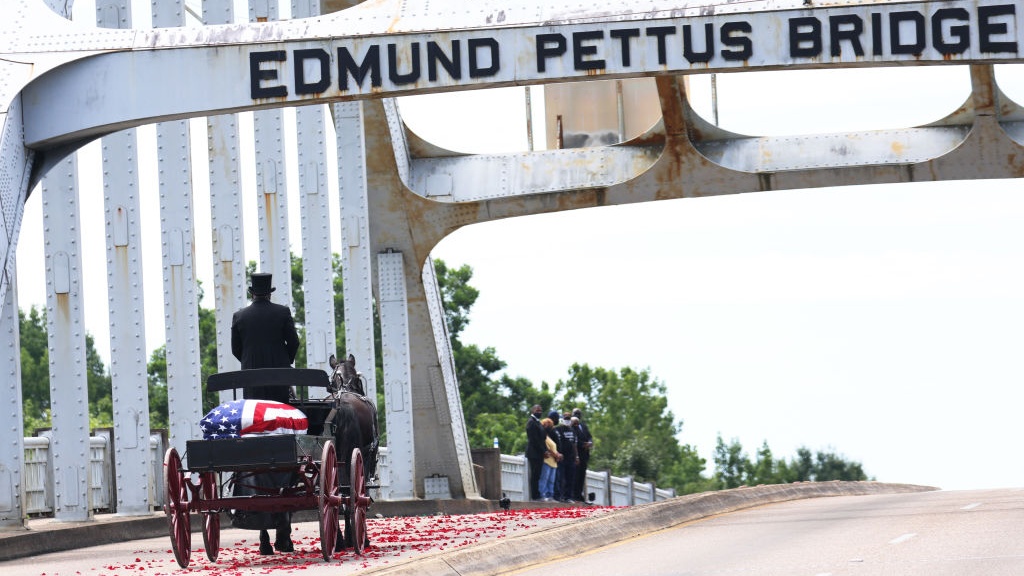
[326,354,379,550]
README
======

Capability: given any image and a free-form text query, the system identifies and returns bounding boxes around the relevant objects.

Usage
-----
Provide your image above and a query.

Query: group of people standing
[525,405,594,503]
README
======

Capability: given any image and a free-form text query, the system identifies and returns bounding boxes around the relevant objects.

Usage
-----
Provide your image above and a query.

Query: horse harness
[326,390,380,470]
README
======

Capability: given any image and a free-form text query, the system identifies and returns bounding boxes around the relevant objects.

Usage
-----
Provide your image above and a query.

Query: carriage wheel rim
[201,472,220,562]
[319,441,339,560]
[164,448,191,568]
[203,512,220,562]
[350,449,367,554]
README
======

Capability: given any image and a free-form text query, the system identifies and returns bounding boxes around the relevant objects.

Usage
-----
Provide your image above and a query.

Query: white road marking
[961,502,981,510]
[889,533,918,544]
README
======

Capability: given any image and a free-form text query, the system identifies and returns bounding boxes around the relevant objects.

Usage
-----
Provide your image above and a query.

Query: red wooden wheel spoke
[319,441,339,560]
[200,472,220,562]
[163,448,191,568]
[350,449,367,554]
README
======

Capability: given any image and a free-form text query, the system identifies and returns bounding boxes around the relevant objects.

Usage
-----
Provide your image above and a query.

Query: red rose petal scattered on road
[41,507,617,576]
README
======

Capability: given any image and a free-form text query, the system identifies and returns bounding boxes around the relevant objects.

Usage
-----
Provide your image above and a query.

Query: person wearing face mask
[571,408,594,503]
[525,405,547,501]
[554,412,579,503]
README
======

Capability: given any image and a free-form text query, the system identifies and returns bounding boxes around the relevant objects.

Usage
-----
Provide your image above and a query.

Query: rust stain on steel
[263,192,275,230]
[115,246,129,276]
[891,140,906,155]
[628,129,667,147]
[655,76,688,137]
[1007,152,1024,176]
[217,261,235,303]
[55,293,70,323]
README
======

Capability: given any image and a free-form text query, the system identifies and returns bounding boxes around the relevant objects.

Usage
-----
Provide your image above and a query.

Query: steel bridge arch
[2,0,1024,523]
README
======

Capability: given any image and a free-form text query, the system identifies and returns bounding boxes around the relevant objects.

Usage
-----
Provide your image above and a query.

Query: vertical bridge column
[1,275,24,527]
[0,90,31,528]
[294,0,336,373]
[42,156,91,521]
[206,0,245,403]
[334,102,378,400]
[97,0,151,516]
[378,251,415,499]
[153,0,203,477]
[249,0,293,311]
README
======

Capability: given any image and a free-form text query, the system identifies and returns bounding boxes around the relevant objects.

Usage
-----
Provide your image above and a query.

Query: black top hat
[249,272,276,295]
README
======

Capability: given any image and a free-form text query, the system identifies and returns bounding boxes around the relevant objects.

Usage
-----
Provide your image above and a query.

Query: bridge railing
[20,436,674,515]
[490,454,676,505]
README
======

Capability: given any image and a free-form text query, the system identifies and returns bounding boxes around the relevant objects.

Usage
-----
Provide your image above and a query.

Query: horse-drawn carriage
[162,356,378,568]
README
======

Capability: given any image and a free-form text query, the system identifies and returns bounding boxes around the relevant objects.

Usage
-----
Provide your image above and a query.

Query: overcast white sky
[15,1,1024,491]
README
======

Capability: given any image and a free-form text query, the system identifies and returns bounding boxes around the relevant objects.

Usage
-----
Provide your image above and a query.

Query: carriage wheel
[200,472,220,562]
[163,448,191,568]
[349,448,368,554]
[318,441,340,560]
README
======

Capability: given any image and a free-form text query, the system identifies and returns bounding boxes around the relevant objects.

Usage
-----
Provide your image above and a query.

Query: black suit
[231,298,300,403]
[229,295,300,550]
[525,414,546,500]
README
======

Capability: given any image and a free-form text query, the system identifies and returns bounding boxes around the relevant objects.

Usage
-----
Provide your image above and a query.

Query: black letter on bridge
[251,51,288,99]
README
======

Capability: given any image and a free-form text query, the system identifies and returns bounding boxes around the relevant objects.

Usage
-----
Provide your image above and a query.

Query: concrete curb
[361,481,938,576]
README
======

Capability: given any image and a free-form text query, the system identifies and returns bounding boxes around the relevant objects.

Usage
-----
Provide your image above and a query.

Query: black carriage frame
[162,368,371,568]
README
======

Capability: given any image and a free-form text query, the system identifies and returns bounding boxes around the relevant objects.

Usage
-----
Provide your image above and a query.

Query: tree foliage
[146,281,223,428]
[19,305,113,432]
[20,307,50,431]
[552,363,706,487]
[713,436,869,487]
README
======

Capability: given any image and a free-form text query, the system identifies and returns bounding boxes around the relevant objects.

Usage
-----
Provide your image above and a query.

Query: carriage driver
[231,272,300,402]
[231,271,301,555]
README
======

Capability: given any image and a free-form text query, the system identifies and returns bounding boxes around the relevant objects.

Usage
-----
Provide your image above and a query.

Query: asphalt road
[507,488,1024,576]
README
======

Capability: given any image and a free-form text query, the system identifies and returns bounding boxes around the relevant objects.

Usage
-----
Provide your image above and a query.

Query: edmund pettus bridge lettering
[250,2,1018,100]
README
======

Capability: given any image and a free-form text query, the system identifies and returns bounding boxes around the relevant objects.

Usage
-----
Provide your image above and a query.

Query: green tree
[146,282,222,428]
[788,447,815,482]
[433,259,558,451]
[811,449,867,481]
[145,345,169,429]
[711,438,869,487]
[662,444,716,494]
[19,305,113,431]
[713,435,748,489]
[553,363,706,490]
[197,299,219,408]
[19,306,49,431]
[85,332,113,428]
[434,259,477,341]
[748,441,777,486]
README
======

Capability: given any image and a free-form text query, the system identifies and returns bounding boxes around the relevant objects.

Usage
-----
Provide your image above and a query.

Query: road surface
[509,488,1024,576]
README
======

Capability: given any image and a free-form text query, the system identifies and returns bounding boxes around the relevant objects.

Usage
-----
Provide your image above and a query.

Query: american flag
[199,399,309,440]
